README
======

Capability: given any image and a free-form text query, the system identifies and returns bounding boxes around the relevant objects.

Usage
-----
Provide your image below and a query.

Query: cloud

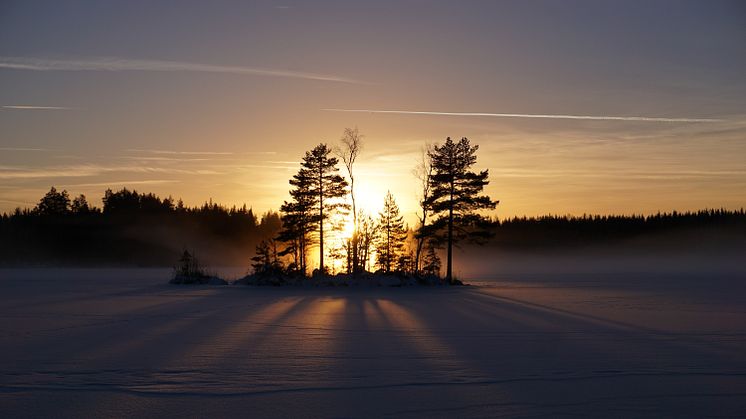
[58,180,180,188]
[0,147,48,152]
[321,108,723,123]
[121,156,212,162]
[488,167,746,179]
[0,198,35,206]
[0,164,222,180]
[0,56,362,83]
[126,148,234,155]
[2,105,76,110]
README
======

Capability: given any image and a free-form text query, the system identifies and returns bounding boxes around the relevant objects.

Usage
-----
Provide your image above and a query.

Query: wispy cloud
[489,167,746,179]
[0,56,362,83]
[126,148,234,156]
[121,156,212,162]
[2,105,75,110]
[0,198,35,206]
[0,164,222,180]
[0,147,48,152]
[322,108,723,123]
[58,180,180,188]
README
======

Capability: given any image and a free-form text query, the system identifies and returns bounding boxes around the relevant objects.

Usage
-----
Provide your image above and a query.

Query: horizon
[2,1,746,219]
[5,184,746,222]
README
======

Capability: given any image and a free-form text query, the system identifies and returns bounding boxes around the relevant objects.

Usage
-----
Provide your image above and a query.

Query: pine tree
[425,137,497,283]
[375,191,407,273]
[36,187,71,216]
[252,239,283,275]
[421,242,441,276]
[281,143,348,275]
[71,194,90,214]
[278,173,315,276]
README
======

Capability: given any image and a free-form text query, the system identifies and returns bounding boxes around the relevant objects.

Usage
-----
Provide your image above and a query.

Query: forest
[0,188,280,267]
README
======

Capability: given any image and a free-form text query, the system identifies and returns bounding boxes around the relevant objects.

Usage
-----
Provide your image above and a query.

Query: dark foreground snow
[0,268,745,417]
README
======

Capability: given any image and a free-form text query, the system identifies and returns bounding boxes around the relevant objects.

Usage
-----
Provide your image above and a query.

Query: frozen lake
[1,268,745,417]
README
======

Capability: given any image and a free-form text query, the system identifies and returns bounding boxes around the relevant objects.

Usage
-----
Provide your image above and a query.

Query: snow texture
[0,268,745,417]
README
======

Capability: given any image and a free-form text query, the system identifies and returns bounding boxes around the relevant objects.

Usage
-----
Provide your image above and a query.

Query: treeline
[1,187,744,267]
[489,209,746,249]
[0,187,280,266]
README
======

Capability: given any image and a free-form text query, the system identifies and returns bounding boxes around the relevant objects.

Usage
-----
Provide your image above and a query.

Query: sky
[1,0,745,221]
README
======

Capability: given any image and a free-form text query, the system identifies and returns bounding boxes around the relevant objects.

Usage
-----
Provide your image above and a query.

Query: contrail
[0,56,361,84]
[2,105,75,110]
[322,108,722,123]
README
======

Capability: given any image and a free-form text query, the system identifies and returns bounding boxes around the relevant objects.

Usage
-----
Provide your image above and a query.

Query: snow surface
[1,268,745,417]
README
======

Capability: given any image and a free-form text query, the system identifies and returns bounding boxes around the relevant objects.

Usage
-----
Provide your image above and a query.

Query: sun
[340,217,356,239]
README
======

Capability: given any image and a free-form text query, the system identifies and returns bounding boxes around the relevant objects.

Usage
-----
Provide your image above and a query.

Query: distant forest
[1,186,744,267]
[0,187,280,267]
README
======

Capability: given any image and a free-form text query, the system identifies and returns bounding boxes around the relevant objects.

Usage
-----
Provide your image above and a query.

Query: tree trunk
[447,175,454,284]
[386,225,391,272]
[414,208,427,276]
[319,168,324,274]
[350,176,359,273]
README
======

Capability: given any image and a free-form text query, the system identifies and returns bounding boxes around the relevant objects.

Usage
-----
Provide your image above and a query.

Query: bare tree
[412,143,434,275]
[356,211,378,272]
[336,127,363,273]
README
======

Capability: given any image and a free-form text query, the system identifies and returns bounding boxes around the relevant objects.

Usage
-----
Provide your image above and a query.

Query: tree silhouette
[356,211,378,272]
[252,238,283,275]
[413,143,434,275]
[36,187,71,216]
[288,143,348,274]
[421,242,441,276]
[336,127,363,273]
[375,191,407,273]
[71,194,90,214]
[278,173,315,275]
[425,137,497,283]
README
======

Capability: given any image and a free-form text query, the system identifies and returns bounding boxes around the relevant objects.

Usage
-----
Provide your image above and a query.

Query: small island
[171,133,493,287]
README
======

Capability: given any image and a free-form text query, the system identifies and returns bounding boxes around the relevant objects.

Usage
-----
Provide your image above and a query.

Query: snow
[0,268,745,417]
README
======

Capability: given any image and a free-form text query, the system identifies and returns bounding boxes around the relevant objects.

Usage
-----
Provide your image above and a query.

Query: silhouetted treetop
[424,137,498,282]
[36,187,71,216]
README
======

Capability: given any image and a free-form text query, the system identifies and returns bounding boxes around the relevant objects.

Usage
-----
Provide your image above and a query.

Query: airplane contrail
[2,105,75,110]
[321,108,722,123]
[0,56,362,84]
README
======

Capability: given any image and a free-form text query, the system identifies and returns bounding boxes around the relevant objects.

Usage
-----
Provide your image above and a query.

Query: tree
[278,173,316,276]
[176,249,205,278]
[252,239,283,275]
[425,137,497,283]
[284,143,348,274]
[336,127,363,273]
[356,211,377,272]
[421,242,441,276]
[413,143,434,275]
[375,191,408,273]
[71,194,90,214]
[36,187,70,216]
[102,188,140,213]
